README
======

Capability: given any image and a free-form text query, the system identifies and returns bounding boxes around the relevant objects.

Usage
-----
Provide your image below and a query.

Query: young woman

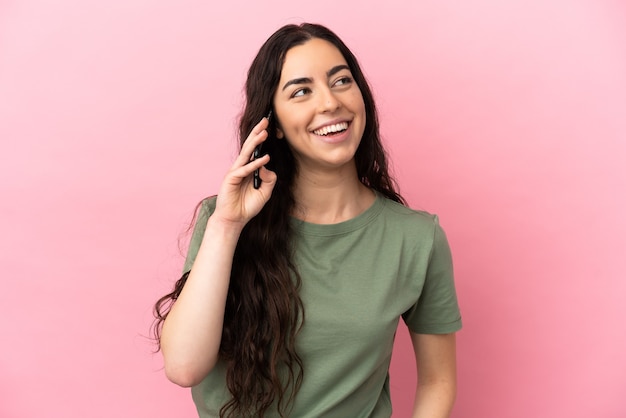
[154,23,462,418]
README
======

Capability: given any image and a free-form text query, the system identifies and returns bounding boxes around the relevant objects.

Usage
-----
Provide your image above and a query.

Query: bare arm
[160,117,276,387]
[410,332,458,418]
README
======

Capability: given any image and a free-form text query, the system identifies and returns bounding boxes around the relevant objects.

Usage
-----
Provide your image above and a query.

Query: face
[273,38,366,173]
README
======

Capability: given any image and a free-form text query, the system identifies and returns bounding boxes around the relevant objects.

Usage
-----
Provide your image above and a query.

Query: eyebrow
[281,64,351,91]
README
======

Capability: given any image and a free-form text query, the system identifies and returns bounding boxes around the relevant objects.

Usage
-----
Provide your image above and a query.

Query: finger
[227,154,270,183]
[252,166,277,199]
[241,118,269,159]
[245,116,270,150]
[234,129,268,166]
[257,166,277,189]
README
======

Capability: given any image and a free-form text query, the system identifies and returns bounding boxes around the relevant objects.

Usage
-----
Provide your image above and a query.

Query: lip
[309,118,352,133]
[311,121,353,144]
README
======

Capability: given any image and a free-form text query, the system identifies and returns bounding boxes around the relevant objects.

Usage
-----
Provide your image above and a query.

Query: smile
[312,122,350,136]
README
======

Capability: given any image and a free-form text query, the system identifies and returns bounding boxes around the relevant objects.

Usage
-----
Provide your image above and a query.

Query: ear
[276,127,284,139]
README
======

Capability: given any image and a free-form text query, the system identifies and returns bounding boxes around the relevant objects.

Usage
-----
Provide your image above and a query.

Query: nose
[317,87,341,113]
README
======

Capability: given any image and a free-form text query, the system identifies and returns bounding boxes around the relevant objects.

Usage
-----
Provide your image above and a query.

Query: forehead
[280,38,348,79]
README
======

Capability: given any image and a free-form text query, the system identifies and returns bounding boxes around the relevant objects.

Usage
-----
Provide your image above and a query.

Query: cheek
[348,90,366,113]
[286,111,313,134]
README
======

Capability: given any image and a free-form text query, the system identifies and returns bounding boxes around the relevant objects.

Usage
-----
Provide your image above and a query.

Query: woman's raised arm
[160,117,276,387]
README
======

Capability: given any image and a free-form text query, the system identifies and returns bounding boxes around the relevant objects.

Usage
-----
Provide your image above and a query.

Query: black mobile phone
[253,110,272,189]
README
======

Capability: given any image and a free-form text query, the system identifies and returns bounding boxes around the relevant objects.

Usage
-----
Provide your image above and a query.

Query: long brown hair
[153,23,405,418]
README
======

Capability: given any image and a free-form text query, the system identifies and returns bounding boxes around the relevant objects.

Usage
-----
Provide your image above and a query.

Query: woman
[154,23,462,418]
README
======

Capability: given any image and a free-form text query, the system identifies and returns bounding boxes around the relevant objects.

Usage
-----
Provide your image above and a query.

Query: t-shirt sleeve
[402,215,462,334]
[182,197,217,274]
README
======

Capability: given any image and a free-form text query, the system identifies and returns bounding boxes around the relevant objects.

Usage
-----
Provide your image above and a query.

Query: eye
[291,87,311,98]
[333,76,353,87]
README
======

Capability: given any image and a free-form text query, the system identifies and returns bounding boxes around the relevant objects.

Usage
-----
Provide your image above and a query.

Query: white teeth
[313,122,349,136]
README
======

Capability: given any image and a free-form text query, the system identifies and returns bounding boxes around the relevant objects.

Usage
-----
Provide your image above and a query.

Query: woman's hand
[213,117,277,227]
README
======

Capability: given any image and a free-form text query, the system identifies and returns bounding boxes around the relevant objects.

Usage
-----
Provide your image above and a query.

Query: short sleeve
[182,197,217,274]
[402,216,462,334]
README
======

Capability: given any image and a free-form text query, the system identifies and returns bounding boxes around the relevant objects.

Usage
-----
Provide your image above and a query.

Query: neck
[292,162,375,224]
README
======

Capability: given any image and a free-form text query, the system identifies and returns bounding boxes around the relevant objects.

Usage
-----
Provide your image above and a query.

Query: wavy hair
[153,23,405,418]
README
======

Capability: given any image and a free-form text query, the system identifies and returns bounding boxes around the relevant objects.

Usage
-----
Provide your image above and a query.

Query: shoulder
[375,196,452,256]
[188,195,218,238]
[201,195,218,212]
[378,196,442,233]
[196,195,218,221]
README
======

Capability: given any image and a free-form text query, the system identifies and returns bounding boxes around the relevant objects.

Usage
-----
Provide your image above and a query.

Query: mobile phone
[253,110,272,189]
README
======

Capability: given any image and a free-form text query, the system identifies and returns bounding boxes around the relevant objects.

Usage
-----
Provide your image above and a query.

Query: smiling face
[272,38,366,174]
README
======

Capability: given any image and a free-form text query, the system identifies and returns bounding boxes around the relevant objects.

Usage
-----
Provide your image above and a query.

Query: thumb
[258,167,277,192]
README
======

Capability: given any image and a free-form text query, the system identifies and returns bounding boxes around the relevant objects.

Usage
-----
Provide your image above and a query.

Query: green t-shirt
[183,193,462,417]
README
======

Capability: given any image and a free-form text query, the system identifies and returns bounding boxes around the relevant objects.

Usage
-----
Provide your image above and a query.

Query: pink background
[1,0,625,417]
